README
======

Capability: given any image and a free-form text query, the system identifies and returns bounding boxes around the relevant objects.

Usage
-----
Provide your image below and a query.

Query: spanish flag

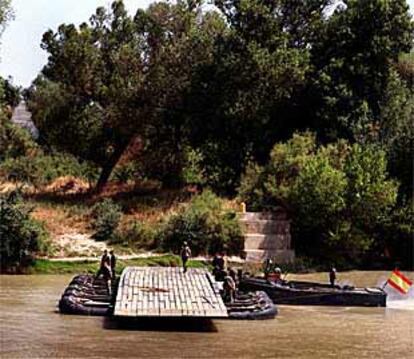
[387,270,412,294]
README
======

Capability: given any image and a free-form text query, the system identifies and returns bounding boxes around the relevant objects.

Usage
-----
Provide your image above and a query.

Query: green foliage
[239,132,317,210]
[0,116,38,162]
[90,199,122,241]
[160,190,244,256]
[24,0,414,197]
[308,0,414,141]
[0,0,13,42]
[27,0,222,191]
[397,51,414,89]
[110,220,157,250]
[0,191,49,272]
[378,70,414,199]
[187,0,320,192]
[0,152,97,187]
[239,133,398,264]
[181,147,206,187]
[9,0,414,267]
[0,77,20,108]
[379,201,413,269]
[292,154,347,229]
[113,162,137,183]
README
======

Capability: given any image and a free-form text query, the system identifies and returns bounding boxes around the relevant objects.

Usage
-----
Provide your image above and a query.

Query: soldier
[95,250,108,279]
[180,241,192,273]
[274,267,282,283]
[329,267,337,287]
[223,271,237,303]
[212,252,225,281]
[109,250,116,279]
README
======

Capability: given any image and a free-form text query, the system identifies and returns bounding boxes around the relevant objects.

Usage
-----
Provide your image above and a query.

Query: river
[1,271,413,358]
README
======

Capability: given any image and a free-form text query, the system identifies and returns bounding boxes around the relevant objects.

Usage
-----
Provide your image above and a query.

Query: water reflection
[104,317,218,332]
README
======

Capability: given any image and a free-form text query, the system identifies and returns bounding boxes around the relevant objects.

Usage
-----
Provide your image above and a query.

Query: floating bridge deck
[114,267,228,318]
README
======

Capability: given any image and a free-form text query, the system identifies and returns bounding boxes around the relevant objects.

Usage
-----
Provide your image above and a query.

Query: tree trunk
[95,144,127,193]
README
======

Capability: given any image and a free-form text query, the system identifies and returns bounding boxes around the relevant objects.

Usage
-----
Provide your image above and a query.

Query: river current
[0,271,413,358]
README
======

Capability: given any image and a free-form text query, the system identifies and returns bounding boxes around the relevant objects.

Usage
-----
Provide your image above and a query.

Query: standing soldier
[95,249,108,279]
[223,271,237,303]
[102,255,112,295]
[110,250,116,279]
[329,267,337,287]
[180,241,192,273]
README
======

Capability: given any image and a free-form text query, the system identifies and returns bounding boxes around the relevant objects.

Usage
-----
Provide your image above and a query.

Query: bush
[0,116,39,162]
[112,162,137,183]
[238,132,398,265]
[0,191,49,272]
[181,147,206,187]
[0,152,98,187]
[110,220,157,250]
[238,132,316,211]
[377,200,414,269]
[160,190,244,256]
[91,199,122,241]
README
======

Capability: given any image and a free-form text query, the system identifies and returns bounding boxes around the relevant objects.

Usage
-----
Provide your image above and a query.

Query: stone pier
[240,210,295,263]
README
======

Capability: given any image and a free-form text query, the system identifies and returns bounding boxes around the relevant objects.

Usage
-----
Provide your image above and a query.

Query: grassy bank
[27,255,208,275]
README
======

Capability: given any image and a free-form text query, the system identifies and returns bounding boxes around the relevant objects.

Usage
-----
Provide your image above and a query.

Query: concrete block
[244,249,295,263]
[244,234,291,250]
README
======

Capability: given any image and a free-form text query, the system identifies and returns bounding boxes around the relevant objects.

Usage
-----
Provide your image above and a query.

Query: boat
[59,274,277,319]
[227,291,277,320]
[58,274,115,316]
[238,277,387,307]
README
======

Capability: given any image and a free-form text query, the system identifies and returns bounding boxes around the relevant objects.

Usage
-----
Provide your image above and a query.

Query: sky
[0,0,413,88]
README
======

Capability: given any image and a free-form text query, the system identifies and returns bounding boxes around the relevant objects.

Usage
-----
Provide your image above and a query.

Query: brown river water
[1,271,413,359]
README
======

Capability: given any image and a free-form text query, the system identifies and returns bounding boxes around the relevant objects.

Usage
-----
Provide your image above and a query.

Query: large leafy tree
[378,70,414,199]
[27,0,219,191]
[186,0,333,192]
[308,0,414,141]
[26,0,414,197]
[131,2,226,187]
[28,2,140,191]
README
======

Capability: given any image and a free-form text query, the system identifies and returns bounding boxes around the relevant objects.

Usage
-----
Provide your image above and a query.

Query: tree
[0,0,13,38]
[27,0,222,191]
[186,1,334,192]
[28,2,142,191]
[307,0,414,141]
[129,2,227,187]
[377,70,414,200]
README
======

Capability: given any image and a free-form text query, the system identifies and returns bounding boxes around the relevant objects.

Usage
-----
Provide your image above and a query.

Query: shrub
[91,199,122,241]
[110,220,157,250]
[181,147,206,187]
[0,152,98,187]
[160,190,244,256]
[0,116,39,162]
[377,200,414,269]
[238,132,398,264]
[238,132,316,211]
[0,191,49,272]
[113,162,137,183]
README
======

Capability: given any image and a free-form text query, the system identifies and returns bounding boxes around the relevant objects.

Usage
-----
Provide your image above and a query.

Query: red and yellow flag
[387,270,412,294]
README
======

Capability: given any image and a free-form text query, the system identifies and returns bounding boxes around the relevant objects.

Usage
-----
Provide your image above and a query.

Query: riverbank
[5,250,394,275]
[25,255,208,275]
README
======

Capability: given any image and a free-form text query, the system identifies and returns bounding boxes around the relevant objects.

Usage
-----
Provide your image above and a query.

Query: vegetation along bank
[1,0,413,273]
